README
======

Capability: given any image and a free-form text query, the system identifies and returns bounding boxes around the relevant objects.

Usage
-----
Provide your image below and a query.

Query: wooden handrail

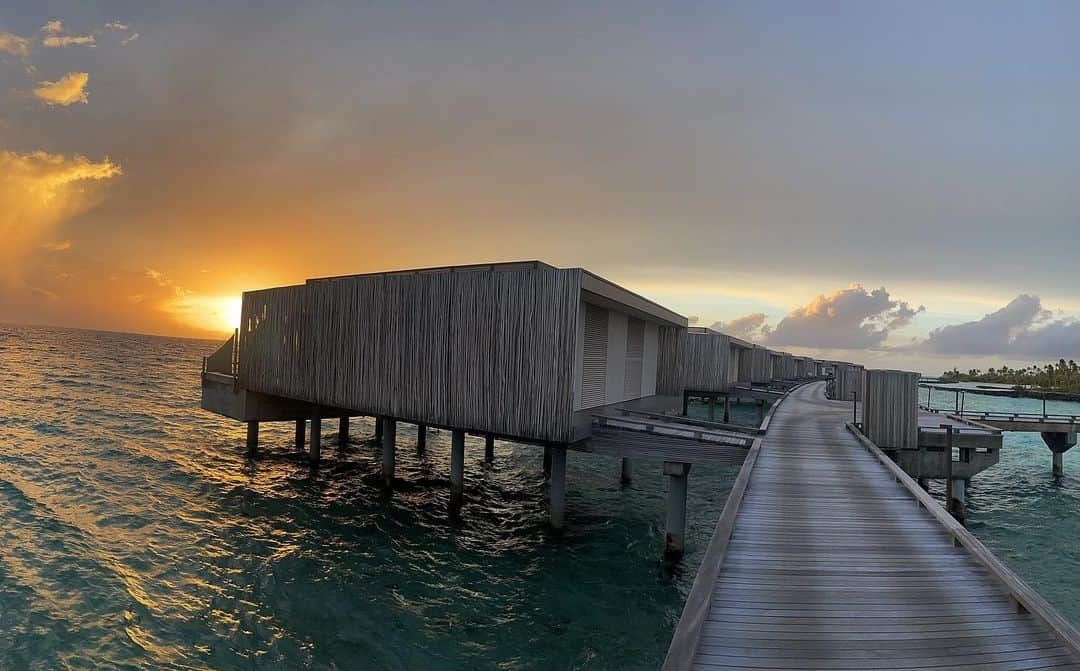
[660,383,801,671]
[846,421,1080,660]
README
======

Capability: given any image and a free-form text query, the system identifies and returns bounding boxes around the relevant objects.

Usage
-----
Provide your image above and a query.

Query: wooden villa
[202,261,756,553]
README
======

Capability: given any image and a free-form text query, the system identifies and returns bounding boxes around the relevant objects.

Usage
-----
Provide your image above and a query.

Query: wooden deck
[665,381,1080,671]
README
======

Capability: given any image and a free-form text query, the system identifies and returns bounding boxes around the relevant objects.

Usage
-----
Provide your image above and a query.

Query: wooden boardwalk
[665,381,1080,671]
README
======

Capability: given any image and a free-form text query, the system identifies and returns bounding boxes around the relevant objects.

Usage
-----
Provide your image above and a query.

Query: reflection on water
[0,325,742,670]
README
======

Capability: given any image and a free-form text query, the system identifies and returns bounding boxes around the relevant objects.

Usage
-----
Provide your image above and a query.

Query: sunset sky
[2,1,1079,374]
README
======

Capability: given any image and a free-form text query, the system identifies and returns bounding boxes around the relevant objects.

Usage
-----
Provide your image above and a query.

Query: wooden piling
[664,461,691,557]
[484,435,495,463]
[246,421,259,456]
[310,410,322,463]
[339,416,349,447]
[381,418,396,488]
[450,429,464,514]
[549,446,567,530]
[416,423,426,452]
[620,457,632,484]
[294,419,305,450]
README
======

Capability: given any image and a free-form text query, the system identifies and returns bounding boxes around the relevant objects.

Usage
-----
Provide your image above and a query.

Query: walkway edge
[660,384,801,671]
[846,421,1080,661]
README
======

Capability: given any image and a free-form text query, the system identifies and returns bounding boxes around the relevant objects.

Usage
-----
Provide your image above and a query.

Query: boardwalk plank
[668,382,1080,671]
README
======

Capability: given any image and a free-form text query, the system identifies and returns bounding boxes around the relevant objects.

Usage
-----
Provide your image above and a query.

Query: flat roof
[266,260,685,327]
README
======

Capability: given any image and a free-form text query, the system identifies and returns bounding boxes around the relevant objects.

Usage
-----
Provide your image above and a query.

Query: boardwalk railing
[660,384,798,671]
[932,408,1080,423]
[846,421,1080,660]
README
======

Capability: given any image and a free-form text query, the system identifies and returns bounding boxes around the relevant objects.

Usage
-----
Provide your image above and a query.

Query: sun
[224,297,242,331]
[165,294,243,334]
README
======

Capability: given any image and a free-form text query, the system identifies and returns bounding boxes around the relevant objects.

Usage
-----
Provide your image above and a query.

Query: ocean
[5,325,1078,670]
[0,324,747,670]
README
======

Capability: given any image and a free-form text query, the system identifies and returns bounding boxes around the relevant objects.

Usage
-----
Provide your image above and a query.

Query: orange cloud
[41,21,64,35]
[42,35,95,48]
[0,150,121,261]
[34,72,90,106]
[42,239,72,251]
[0,32,30,57]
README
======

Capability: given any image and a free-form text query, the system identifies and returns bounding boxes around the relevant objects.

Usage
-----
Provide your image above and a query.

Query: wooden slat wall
[656,326,686,395]
[736,345,753,383]
[238,284,310,400]
[832,363,865,401]
[862,369,920,449]
[780,353,796,379]
[750,347,772,384]
[239,267,582,443]
[683,332,731,393]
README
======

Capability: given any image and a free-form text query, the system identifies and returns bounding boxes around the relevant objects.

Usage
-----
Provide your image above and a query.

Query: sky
[1,1,1079,375]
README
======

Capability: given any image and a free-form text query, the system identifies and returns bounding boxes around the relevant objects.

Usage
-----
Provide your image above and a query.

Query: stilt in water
[450,429,465,515]
[723,395,731,423]
[339,416,349,447]
[294,419,305,450]
[416,423,426,452]
[484,435,495,463]
[620,457,632,485]
[949,478,967,523]
[310,409,322,464]
[246,421,259,457]
[543,445,552,479]
[549,446,567,530]
[1041,431,1075,478]
[381,418,396,488]
[664,461,691,558]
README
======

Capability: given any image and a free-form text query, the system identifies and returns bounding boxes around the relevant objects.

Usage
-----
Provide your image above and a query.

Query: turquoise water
[0,325,746,670]
[924,385,1080,624]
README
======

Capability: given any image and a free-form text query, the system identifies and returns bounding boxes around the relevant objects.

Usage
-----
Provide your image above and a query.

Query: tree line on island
[941,359,1080,393]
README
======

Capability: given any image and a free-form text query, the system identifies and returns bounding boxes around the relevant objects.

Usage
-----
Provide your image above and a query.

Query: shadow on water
[0,325,743,670]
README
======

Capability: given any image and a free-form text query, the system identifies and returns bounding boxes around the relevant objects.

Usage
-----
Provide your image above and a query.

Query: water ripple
[0,324,741,670]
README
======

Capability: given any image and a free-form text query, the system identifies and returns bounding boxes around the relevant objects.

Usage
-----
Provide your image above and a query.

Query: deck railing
[203,329,238,377]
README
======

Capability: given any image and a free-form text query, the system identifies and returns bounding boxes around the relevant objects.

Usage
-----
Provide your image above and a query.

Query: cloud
[42,239,72,251]
[121,33,139,46]
[104,22,129,31]
[41,21,64,34]
[42,35,96,48]
[0,150,121,260]
[712,312,768,341]
[922,294,1080,358]
[1,248,233,336]
[0,32,30,58]
[764,284,924,350]
[33,72,90,106]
